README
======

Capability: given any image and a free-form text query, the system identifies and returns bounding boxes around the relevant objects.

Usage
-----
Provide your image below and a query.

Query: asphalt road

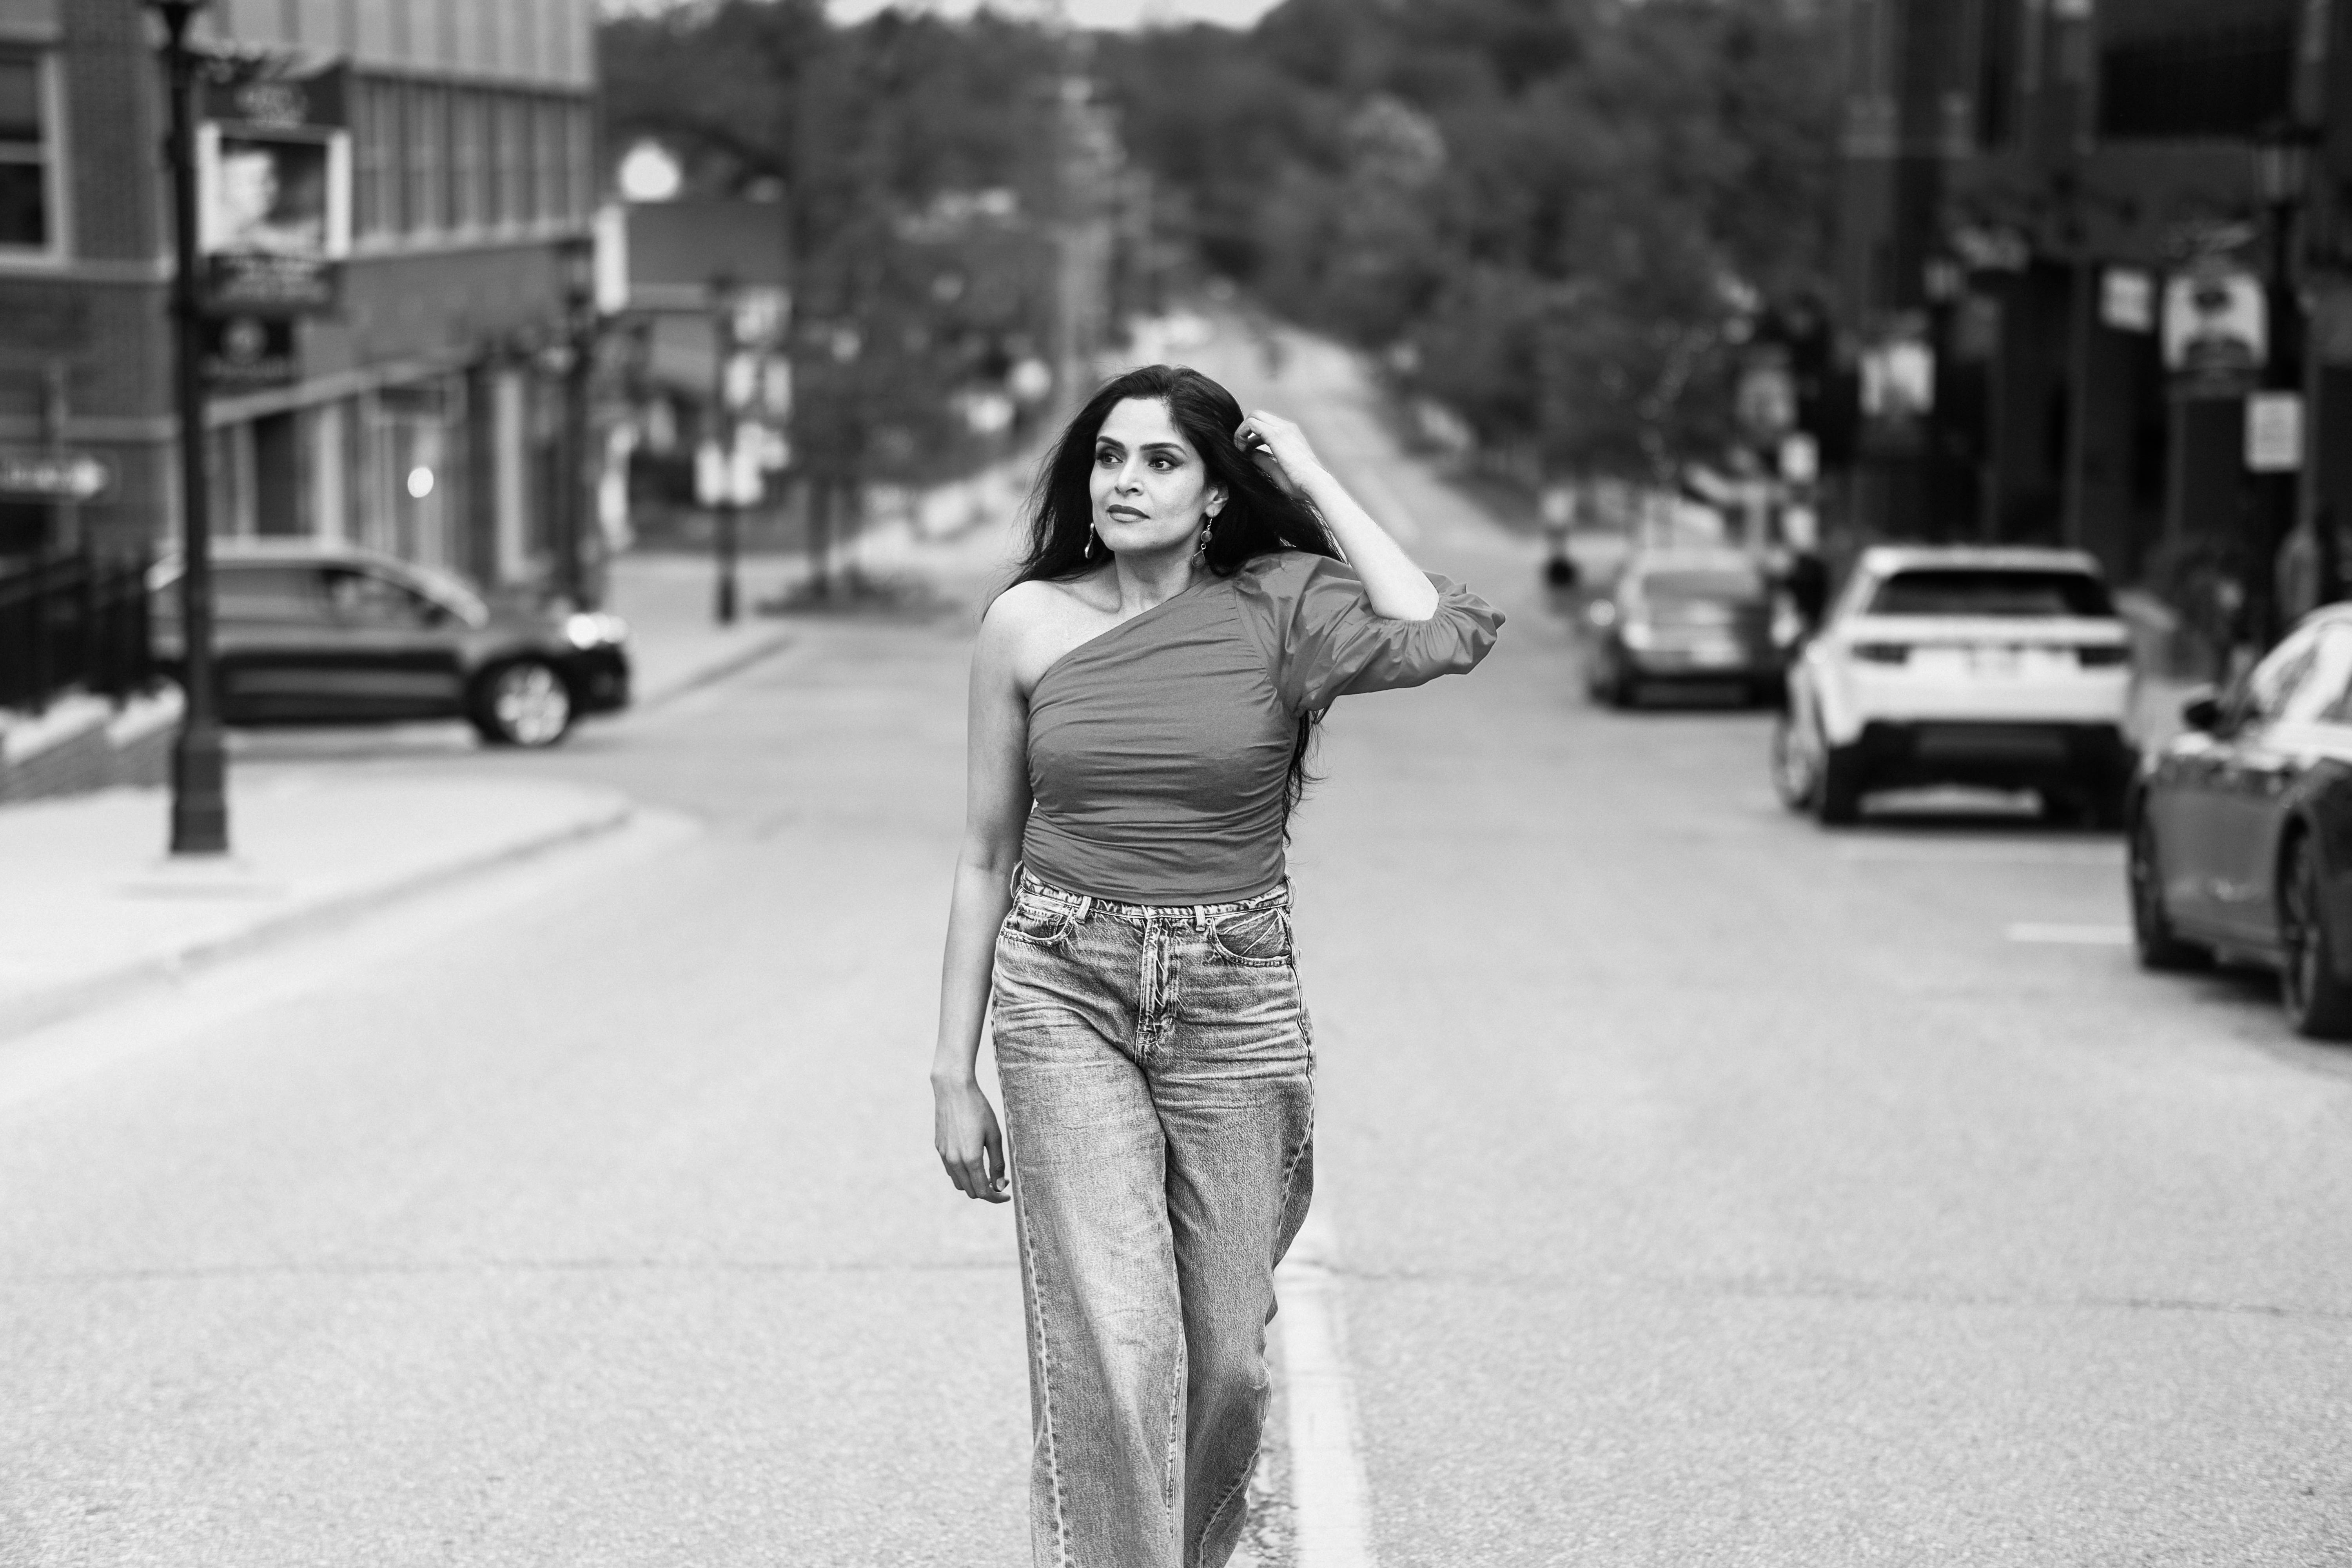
[4,325,2348,1566]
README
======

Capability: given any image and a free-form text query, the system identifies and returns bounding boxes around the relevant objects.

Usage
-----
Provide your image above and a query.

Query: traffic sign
[2246,392,2304,474]
[0,450,113,501]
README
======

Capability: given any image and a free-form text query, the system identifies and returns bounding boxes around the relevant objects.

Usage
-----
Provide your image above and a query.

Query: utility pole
[708,274,740,625]
[2252,120,2316,647]
[152,0,228,856]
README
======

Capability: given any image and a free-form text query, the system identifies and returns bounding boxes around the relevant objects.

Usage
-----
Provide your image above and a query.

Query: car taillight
[1850,642,1909,664]
[2076,644,2129,667]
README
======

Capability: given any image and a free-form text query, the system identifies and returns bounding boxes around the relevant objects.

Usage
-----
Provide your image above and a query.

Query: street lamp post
[708,274,740,625]
[557,236,597,610]
[2253,120,2315,647]
[151,0,227,856]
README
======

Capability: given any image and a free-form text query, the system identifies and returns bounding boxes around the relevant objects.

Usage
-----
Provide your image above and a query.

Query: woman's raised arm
[1236,408,1441,623]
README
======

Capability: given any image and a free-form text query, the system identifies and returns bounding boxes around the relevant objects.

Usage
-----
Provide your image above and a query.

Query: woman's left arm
[1237,410,1440,623]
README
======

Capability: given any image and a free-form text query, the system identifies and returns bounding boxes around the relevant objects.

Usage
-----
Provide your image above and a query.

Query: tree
[1098,0,1842,479]
[599,3,1065,488]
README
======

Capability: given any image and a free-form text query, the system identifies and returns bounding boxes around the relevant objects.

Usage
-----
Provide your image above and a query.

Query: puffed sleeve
[1237,552,1504,715]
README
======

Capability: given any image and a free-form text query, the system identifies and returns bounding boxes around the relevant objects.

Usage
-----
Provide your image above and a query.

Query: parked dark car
[150,541,630,746]
[1582,547,1797,708]
[2129,604,2352,1037]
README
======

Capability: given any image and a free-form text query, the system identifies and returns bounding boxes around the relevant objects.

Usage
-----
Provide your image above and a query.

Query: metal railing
[0,548,155,716]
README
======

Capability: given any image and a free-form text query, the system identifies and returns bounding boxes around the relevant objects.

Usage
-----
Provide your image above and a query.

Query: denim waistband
[1013,866,1290,926]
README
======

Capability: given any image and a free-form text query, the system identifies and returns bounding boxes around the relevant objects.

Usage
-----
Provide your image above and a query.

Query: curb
[0,793,637,1046]
[634,628,796,711]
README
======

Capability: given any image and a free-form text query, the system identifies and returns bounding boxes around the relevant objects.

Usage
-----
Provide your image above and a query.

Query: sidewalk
[0,465,1022,1043]
[604,551,804,704]
[0,772,631,1042]
[603,447,1030,646]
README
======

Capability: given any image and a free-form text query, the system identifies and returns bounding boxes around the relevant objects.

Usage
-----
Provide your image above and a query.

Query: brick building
[1836,0,2352,606]
[0,0,597,591]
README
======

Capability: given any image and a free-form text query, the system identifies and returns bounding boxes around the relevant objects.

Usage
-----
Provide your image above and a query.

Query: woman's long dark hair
[1014,363,1339,824]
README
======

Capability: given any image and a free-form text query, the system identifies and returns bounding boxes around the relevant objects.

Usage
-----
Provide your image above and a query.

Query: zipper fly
[1136,913,1178,1056]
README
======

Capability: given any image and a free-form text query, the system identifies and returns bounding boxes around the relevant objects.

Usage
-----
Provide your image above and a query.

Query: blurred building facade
[0,0,597,590]
[1836,0,2352,608]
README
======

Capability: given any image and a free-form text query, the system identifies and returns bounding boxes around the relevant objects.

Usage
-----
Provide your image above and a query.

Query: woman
[931,363,1500,1567]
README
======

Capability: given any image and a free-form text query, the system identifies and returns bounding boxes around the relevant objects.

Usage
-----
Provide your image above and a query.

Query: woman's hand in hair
[933,1074,1011,1203]
[1234,410,1327,497]
[1242,408,1441,621]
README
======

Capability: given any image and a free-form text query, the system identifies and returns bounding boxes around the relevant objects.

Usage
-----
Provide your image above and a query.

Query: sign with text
[198,52,350,318]
[0,450,113,501]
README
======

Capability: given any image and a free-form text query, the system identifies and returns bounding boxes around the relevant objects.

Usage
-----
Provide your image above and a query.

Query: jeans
[992,869,1316,1568]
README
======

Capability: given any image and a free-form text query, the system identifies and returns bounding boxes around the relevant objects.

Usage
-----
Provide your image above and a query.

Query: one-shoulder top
[1021,550,1503,903]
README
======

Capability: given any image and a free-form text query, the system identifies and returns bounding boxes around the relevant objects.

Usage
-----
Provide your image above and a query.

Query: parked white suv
[1771,546,2134,826]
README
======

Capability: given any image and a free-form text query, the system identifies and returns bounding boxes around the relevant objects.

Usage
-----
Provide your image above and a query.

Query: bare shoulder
[981,573,1119,695]
[984,578,1080,632]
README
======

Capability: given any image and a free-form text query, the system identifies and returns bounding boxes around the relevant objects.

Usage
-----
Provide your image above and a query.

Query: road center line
[1278,1206,1378,1568]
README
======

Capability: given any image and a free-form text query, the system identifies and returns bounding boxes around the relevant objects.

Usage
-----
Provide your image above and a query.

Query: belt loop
[1074,894,1093,923]
[1193,903,1208,928]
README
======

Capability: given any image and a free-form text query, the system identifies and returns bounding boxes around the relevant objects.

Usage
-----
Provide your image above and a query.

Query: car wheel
[470,659,574,748]
[2040,789,2090,828]
[2279,831,2352,1038]
[1770,708,1818,813]
[1601,659,1640,708]
[2046,771,2127,832]
[1582,653,1609,702]
[2128,810,2207,972]
[1815,742,1866,826]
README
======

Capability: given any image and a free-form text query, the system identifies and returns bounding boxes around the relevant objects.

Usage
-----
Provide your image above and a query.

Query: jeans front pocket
[1000,895,1076,949]
[1206,905,1292,967]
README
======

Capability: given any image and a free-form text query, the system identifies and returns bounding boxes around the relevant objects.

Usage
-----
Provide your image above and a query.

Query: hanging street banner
[2162,264,2266,397]
[197,50,350,317]
[0,450,114,501]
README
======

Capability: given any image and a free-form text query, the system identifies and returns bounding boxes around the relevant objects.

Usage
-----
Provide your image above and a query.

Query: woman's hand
[1240,408,1441,621]
[933,1074,1010,1203]
[1235,410,1327,495]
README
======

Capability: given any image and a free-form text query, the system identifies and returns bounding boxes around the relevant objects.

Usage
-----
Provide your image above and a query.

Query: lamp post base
[169,720,229,855]
[715,501,739,625]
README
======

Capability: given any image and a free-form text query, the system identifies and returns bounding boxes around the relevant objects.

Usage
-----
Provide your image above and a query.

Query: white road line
[2005,922,2132,946]
[1278,1207,1377,1568]
[1834,843,2124,867]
